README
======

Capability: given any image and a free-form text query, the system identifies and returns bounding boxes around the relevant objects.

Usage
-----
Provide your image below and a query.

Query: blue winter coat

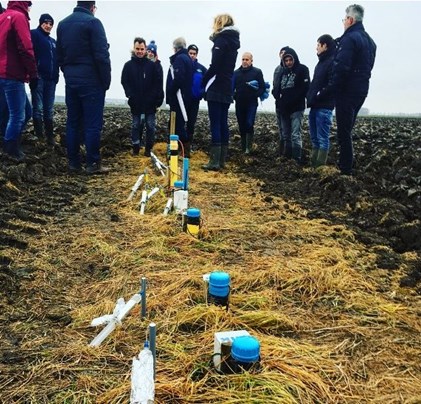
[306,46,336,110]
[31,26,59,83]
[332,21,376,98]
[203,26,240,104]
[165,48,193,108]
[121,55,163,114]
[56,6,111,91]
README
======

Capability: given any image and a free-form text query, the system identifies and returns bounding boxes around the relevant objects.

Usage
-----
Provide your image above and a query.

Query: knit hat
[187,44,199,53]
[147,40,157,56]
[39,13,54,25]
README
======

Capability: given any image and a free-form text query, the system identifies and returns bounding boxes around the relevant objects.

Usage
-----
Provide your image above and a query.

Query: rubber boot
[285,143,292,159]
[279,140,286,157]
[316,149,329,167]
[144,143,153,157]
[310,148,319,167]
[44,119,57,146]
[132,144,140,156]
[3,139,25,162]
[33,118,44,139]
[291,147,302,163]
[245,132,254,155]
[202,144,221,171]
[220,145,228,168]
[240,134,247,153]
[183,141,191,158]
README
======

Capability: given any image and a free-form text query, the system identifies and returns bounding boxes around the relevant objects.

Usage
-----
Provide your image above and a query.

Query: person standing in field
[306,34,336,167]
[186,44,207,157]
[233,52,265,154]
[0,1,37,161]
[331,4,376,176]
[121,37,163,157]
[57,1,111,175]
[274,47,310,163]
[30,13,59,146]
[202,13,240,171]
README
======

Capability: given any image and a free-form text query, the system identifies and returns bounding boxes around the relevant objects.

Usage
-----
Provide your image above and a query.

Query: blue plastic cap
[170,135,179,141]
[186,208,200,218]
[174,180,184,188]
[209,271,230,287]
[231,336,260,363]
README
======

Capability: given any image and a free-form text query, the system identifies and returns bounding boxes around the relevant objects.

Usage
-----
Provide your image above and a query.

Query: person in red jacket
[0,1,37,161]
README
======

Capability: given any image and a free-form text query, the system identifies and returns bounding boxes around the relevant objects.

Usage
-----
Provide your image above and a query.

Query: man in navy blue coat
[30,13,59,145]
[57,1,111,174]
[332,4,376,175]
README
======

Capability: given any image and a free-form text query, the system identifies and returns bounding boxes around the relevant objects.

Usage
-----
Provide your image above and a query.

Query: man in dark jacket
[332,4,376,175]
[233,52,265,154]
[274,47,310,162]
[306,34,336,167]
[30,13,59,145]
[57,1,111,174]
[0,1,37,161]
[121,37,163,157]
[186,44,207,157]
[166,37,193,155]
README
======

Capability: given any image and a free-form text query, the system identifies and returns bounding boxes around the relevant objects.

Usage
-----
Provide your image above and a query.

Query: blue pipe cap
[231,336,260,363]
[209,271,230,287]
[186,208,200,218]
[174,180,184,188]
[170,134,179,141]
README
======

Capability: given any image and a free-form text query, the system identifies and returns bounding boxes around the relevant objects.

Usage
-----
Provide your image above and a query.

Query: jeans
[65,85,105,167]
[0,87,8,137]
[335,95,366,174]
[280,110,304,150]
[131,113,156,147]
[207,100,230,145]
[308,108,333,151]
[0,78,32,142]
[31,78,56,121]
[186,99,200,142]
[235,101,257,135]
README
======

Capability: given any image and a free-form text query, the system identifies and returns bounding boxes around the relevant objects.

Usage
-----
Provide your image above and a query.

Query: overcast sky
[28,1,421,115]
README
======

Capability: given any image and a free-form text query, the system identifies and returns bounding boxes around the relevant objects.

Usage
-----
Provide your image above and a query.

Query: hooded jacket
[332,21,376,98]
[275,47,310,115]
[233,65,265,105]
[31,26,59,83]
[121,54,163,114]
[0,1,37,82]
[202,26,240,104]
[306,45,336,110]
[56,6,111,91]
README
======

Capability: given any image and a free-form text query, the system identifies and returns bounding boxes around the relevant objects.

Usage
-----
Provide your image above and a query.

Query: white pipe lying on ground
[139,190,147,215]
[127,174,145,201]
[89,294,141,347]
[147,187,160,200]
[150,152,166,177]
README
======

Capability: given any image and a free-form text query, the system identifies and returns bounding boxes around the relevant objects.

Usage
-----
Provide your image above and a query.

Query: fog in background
[28,1,421,115]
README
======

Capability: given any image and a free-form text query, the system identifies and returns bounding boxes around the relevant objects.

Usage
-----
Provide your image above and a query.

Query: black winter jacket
[203,26,240,104]
[233,65,265,106]
[166,48,193,109]
[121,55,164,115]
[274,47,310,115]
[306,46,336,110]
[57,6,111,91]
[332,21,376,98]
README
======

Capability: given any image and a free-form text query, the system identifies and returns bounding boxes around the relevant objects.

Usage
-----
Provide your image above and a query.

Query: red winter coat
[0,1,37,82]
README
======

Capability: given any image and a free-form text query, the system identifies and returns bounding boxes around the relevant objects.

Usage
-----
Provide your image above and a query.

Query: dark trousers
[186,99,200,143]
[335,95,366,174]
[65,85,105,167]
[235,101,257,135]
[207,100,230,145]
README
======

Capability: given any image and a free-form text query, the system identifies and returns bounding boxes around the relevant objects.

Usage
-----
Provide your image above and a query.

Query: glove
[259,82,271,102]
[246,80,259,90]
[29,78,39,92]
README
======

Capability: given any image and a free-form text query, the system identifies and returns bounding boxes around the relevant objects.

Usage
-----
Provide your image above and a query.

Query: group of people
[0,1,376,177]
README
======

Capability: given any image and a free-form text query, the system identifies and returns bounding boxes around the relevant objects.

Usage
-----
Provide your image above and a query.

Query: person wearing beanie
[0,1,37,161]
[186,43,207,157]
[146,40,158,61]
[165,37,193,156]
[57,1,111,174]
[30,13,59,145]
[121,37,164,157]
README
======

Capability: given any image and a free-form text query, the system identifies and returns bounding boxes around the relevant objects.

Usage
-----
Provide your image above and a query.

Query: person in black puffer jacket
[233,52,265,154]
[202,13,240,171]
[331,4,376,176]
[57,1,111,174]
[306,34,336,167]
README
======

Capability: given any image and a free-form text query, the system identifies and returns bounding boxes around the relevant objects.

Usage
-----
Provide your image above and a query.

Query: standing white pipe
[163,198,173,216]
[139,190,147,215]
